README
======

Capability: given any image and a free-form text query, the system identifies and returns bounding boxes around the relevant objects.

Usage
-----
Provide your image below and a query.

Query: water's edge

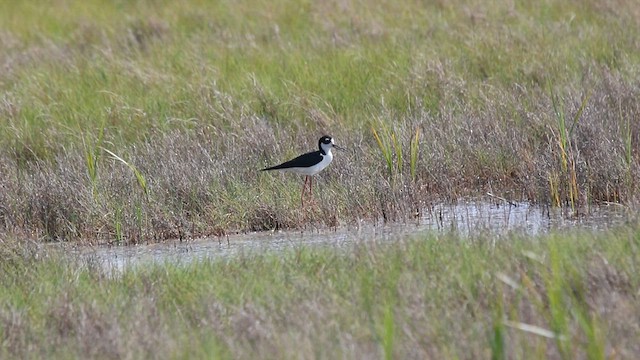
[61,202,630,273]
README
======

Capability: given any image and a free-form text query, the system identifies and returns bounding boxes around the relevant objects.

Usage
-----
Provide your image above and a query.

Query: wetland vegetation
[1,0,639,242]
[1,0,640,358]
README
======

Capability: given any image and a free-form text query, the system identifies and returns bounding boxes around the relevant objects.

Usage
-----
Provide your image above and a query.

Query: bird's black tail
[261,164,284,171]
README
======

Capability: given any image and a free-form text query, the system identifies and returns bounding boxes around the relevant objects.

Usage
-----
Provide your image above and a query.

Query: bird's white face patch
[319,136,334,154]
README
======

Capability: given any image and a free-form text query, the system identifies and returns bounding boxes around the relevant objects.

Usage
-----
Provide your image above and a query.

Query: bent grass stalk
[102,148,148,197]
[102,147,149,242]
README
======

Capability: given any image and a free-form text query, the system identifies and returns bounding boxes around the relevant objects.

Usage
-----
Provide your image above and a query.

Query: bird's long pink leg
[301,176,309,207]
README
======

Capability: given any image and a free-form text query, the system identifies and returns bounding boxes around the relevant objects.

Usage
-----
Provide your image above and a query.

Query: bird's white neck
[320,142,333,155]
[323,148,333,160]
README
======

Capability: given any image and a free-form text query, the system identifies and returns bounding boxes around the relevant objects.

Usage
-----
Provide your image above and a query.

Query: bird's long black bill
[333,144,347,151]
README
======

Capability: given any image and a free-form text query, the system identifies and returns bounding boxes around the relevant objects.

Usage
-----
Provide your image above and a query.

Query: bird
[261,135,345,206]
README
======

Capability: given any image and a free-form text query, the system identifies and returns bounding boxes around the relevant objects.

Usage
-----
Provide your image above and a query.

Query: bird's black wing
[261,151,323,171]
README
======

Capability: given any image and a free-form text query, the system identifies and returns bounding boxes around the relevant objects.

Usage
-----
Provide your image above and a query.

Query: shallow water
[71,201,631,273]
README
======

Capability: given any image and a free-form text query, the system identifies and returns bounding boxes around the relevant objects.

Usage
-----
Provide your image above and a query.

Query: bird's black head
[318,135,345,154]
[319,135,332,145]
[318,135,333,154]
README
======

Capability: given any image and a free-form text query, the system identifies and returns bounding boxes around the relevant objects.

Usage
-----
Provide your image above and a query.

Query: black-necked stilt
[261,135,345,206]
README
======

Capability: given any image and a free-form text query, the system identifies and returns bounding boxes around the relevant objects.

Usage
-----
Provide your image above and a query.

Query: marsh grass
[371,123,397,177]
[548,89,591,210]
[1,0,640,242]
[1,226,639,358]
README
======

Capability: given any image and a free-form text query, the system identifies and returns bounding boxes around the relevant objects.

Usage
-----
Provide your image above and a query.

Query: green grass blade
[568,91,591,137]
[102,147,149,196]
[372,126,394,176]
[410,128,420,181]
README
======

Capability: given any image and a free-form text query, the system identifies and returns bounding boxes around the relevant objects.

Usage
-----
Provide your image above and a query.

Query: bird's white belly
[284,152,333,176]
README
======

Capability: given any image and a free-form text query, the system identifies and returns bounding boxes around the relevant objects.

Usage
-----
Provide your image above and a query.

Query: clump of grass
[371,122,399,177]
[371,121,421,182]
[548,89,591,210]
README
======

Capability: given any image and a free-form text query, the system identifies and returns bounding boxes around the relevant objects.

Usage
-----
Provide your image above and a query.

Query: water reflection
[73,201,631,273]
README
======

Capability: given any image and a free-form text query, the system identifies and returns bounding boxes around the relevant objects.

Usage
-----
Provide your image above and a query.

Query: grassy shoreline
[1,0,640,243]
[1,225,639,358]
